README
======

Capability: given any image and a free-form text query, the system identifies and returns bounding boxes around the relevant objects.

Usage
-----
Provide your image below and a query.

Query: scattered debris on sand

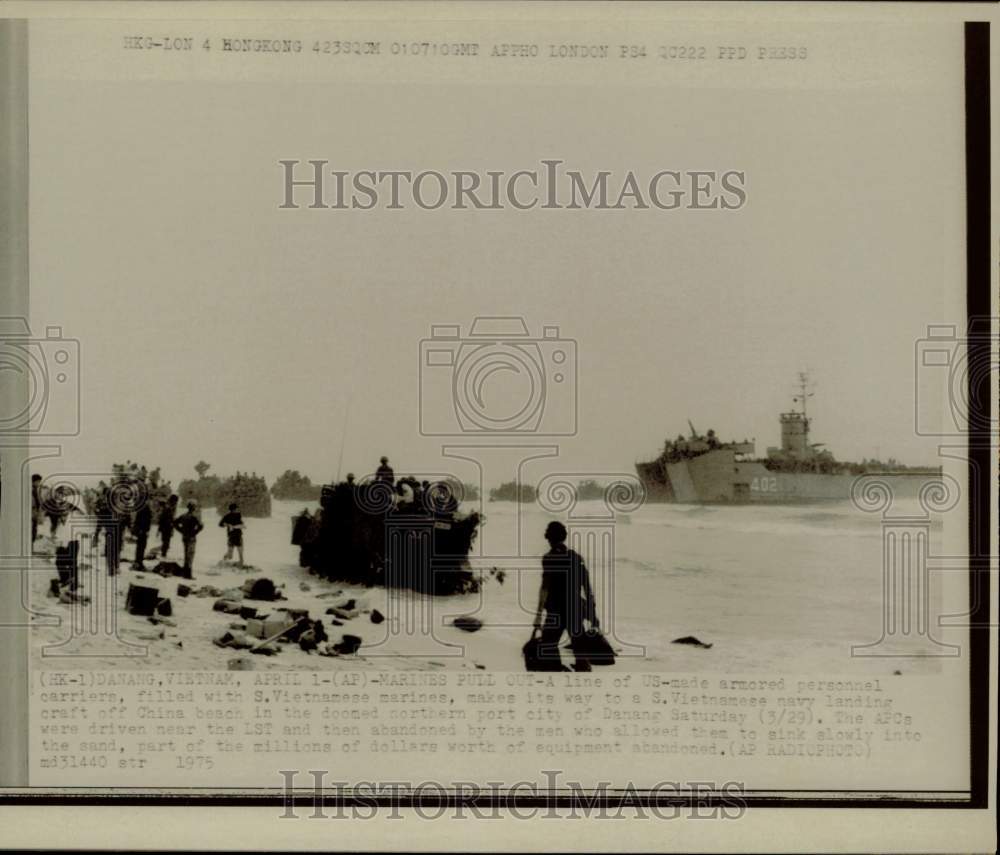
[241,577,285,602]
[213,630,254,650]
[126,584,160,616]
[671,635,713,649]
[194,585,223,598]
[212,599,242,615]
[337,634,362,654]
[298,620,328,653]
[327,606,358,620]
[153,561,186,578]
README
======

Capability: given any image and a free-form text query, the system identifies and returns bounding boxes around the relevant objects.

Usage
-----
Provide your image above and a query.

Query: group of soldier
[327,455,603,669]
[28,454,604,670]
[30,462,245,578]
[374,456,459,513]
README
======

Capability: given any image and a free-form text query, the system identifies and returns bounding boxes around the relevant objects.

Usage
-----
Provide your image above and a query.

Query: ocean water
[32,497,946,674]
[448,498,945,675]
[252,497,945,674]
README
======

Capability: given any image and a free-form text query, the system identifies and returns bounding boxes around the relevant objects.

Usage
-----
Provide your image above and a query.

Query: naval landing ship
[635,375,941,504]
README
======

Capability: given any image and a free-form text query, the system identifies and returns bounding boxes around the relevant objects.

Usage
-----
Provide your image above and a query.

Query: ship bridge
[779,411,811,457]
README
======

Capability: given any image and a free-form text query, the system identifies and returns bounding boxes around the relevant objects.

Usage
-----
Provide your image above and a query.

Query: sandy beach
[29,497,942,675]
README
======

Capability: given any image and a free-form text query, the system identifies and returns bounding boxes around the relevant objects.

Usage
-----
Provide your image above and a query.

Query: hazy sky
[29,53,964,489]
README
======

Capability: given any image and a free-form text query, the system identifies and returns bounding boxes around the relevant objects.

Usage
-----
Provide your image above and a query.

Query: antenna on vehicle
[335,392,353,483]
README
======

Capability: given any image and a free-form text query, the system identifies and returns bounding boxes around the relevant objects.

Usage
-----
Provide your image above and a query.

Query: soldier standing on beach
[219,502,245,568]
[104,503,124,576]
[132,499,152,570]
[92,482,111,546]
[375,456,395,485]
[158,494,178,558]
[172,501,204,578]
[40,484,82,542]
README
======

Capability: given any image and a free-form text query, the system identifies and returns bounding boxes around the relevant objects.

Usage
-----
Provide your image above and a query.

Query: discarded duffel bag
[333,634,362,655]
[522,632,569,672]
[154,561,184,578]
[126,583,160,617]
[244,577,277,601]
[452,615,482,633]
[571,628,616,666]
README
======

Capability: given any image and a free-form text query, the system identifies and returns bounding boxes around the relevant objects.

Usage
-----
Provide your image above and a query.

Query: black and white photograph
[0,3,994,852]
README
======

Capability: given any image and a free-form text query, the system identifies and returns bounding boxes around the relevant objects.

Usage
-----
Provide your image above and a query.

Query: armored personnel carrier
[292,476,481,595]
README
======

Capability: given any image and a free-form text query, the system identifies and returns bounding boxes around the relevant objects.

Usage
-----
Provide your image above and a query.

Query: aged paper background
[1,1,996,851]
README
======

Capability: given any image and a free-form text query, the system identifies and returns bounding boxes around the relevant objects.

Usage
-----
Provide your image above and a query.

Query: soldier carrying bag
[522,629,569,672]
[571,627,616,666]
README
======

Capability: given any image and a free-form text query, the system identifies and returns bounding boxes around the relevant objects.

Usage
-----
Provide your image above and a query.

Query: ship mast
[791,371,814,435]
